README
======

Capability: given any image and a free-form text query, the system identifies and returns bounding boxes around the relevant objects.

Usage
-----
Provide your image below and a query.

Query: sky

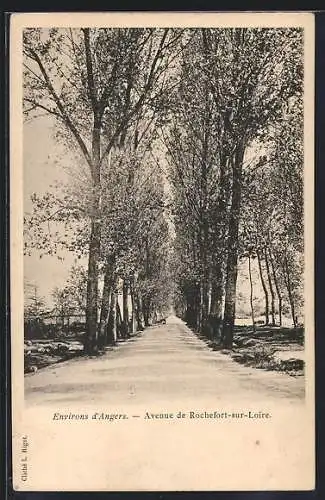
[24,117,87,306]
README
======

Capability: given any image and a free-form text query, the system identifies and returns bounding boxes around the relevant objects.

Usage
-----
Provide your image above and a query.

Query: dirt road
[25,315,304,407]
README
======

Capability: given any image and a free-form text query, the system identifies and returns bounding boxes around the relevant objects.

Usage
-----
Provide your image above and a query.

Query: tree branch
[99,29,170,167]
[23,98,63,119]
[24,46,93,171]
[82,28,98,115]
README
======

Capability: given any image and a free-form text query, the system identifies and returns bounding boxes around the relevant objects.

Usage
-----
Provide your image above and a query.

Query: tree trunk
[209,262,224,339]
[61,307,64,328]
[83,27,103,352]
[198,281,203,333]
[257,249,269,326]
[113,291,118,342]
[98,259,114,348]
[200,221,209,334]
[283,255,297,328]
[122,280,130,337]
[196,286,201,332]
[201,273,209,334]
[200,33,210,336]
[106,290,117,345]
[186,283,200,330]
[84,119,101,354]
[248,254,256,332]
[129,278,136,334]
[185,288,193,327]
[209,152,229,341]
[264,248,275,325]
[84,219,100,353]
[222,144,245,348]
[135,293,144,331]
[143,298,150,327]
[269,249,283,326]
[116,301,124,339]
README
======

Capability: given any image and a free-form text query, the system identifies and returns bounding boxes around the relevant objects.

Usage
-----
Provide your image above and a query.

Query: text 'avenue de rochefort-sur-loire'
[52,410,271,421]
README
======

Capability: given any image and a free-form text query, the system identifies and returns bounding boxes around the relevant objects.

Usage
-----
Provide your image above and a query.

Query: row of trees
[23,27,177,352]
[24,27,304,352]
[167,28,304,347]
[240,100,303,331]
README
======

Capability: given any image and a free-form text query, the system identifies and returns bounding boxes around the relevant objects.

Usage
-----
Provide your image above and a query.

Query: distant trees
[24,281,48,339]
[52,287,73,328]
[240,93,303,329]
[24,281,47,321]
[51,264,87,328]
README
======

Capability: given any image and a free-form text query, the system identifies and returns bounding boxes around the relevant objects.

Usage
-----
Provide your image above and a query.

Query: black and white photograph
[10,12,315,491]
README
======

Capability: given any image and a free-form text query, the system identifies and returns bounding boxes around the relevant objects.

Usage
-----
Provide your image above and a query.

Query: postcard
[10,11,315,491]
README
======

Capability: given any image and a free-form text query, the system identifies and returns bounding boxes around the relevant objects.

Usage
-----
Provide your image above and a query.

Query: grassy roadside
[24,331,144,374]
[205,325,304,377]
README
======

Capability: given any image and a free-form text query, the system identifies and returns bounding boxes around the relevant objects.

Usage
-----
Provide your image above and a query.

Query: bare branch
[24,46,93,170]
[82,28,98,115]
[99,29,170,166]
[23,98,63,119]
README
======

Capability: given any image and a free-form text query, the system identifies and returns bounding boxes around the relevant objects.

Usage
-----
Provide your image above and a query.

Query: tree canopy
[24,27,304,351]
